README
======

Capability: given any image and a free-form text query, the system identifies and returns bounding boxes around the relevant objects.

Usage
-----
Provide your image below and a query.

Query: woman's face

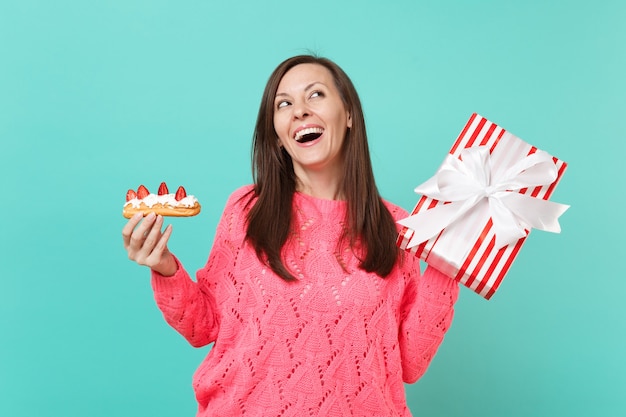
[273,63,352,181]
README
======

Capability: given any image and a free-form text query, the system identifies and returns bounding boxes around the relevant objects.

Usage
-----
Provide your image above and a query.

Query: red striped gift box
[397,113,568,300]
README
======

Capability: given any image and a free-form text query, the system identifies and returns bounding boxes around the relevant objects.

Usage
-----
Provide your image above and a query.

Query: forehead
[276,63,335,93]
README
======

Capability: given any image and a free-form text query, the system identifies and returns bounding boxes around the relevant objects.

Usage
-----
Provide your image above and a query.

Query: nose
[292,100,310,119]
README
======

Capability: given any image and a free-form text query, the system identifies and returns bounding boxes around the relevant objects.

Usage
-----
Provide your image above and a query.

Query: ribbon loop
[398,146,570,249]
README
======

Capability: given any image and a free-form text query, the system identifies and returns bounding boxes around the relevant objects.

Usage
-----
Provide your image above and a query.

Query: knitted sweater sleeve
[150,255,218,347]
[385,201,460,382]
[398,257,459,383]
[149,187,250,348]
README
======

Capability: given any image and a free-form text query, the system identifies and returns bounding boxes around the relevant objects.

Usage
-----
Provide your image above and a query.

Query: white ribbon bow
[398,146,570,249]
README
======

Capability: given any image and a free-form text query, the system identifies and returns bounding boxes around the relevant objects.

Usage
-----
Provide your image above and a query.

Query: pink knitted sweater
[151,185,459,417]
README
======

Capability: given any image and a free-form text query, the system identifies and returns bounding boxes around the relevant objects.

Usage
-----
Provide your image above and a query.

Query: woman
[122,55,459,416]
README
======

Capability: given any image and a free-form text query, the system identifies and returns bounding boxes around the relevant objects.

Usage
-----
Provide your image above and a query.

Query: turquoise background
[2,0,624,415]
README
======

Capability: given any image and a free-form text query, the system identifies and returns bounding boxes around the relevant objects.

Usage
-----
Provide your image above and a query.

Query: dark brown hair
[245,55,399,281]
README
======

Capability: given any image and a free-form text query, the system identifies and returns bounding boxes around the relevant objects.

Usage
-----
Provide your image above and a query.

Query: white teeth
[294,127,324,141]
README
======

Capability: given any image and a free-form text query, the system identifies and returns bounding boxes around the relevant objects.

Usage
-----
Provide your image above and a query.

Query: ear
[347,112,352,128]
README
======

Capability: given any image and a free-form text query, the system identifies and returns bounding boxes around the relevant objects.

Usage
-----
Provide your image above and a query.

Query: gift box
[397,113,569,299]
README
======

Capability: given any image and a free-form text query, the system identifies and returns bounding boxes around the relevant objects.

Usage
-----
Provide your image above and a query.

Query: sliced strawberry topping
[126,189,137,201]
[136,185,149,199]
[175,186,187,201]
[158,182,169,195]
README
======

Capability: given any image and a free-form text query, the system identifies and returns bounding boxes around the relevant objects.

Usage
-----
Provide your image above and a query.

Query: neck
[294,168,344,201]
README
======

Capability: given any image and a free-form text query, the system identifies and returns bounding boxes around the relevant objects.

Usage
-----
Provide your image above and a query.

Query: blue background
[2,0,624,415]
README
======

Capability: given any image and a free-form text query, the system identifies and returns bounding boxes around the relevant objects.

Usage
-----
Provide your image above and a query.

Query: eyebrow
[275,82,326,99]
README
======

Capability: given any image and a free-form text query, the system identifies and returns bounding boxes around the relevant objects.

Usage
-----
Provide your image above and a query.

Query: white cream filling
[124,193,198,208]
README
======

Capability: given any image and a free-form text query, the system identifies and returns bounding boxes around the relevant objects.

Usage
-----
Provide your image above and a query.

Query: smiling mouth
[294,127,324,143]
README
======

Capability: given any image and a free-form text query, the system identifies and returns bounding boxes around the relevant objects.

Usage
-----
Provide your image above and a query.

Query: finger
[131,216,165,265]
[122,212,144,249]
[148,224,173,261]
[126,214,159,264]
[145,224,173,270]
[129,212,157,248]
[142,215,165,251]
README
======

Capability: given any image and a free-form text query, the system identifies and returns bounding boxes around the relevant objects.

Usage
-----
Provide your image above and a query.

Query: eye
[309,90,324,99]
[276,100,291,109]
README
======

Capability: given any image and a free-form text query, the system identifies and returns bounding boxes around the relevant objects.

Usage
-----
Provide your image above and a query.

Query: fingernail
[132,213,143,220]
[146,212,156,220]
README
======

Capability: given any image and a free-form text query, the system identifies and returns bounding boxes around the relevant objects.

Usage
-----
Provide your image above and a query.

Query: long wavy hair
[245,55,399,281]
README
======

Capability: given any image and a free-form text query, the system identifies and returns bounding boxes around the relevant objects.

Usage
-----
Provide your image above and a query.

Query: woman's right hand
[122,212,177,276]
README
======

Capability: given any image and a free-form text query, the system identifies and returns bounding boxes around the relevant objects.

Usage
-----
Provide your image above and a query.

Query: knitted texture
[151,185,459,417]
